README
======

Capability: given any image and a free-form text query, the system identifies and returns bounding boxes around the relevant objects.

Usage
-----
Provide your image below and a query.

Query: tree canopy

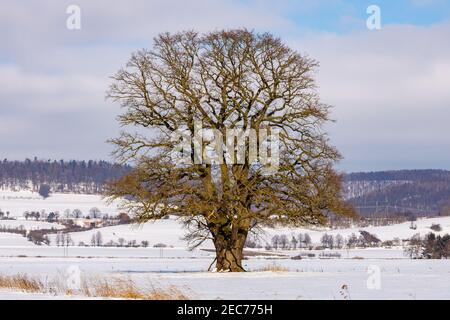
[106,29,355,271]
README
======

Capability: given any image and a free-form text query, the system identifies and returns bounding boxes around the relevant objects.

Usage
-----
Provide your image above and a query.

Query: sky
[0,0,449,172]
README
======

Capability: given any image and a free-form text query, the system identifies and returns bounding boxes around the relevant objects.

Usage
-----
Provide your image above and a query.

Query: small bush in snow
[430,224,442,232]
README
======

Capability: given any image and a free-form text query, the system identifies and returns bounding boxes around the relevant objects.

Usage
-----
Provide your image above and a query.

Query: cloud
[0,0,296,161]
[0,1,449,171]
[0,65,108,112]
[293,23,450,170]
[299,23,450,109]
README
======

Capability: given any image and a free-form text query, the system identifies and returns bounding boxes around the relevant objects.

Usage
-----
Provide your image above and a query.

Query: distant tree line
[245,230,383,251]
[405,232,450,259]
[0,158,131,194]
[21,208,132,226]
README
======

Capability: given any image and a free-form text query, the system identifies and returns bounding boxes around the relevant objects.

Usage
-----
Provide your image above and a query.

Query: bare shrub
[430,224,442,232]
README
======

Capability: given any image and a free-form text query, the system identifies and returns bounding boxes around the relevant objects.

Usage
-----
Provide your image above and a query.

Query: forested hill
[345,170,450,182]
[344,169,450,216]
[0,159,131,194]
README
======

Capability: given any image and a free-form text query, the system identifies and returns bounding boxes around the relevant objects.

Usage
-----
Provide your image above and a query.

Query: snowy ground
[48,219,195,247]
[0,189,121,218]
[1,229,449,299]
[0,233,35,246]
[1,253,449,300]
[1,189,450,300]
[0,219,65,230]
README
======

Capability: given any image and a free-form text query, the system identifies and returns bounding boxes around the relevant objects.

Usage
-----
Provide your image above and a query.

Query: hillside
[344,170,450,216]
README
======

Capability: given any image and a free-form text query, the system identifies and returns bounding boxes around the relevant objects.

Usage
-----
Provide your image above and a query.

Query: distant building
[73,218,105,228]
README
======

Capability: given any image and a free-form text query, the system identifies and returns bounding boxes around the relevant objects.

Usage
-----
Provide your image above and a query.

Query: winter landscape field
[3,1,450,306]
[1,189,450,300]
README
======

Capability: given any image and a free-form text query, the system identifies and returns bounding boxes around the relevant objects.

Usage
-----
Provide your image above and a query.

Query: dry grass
[81,277,188,300]
[255,264,290,272]
[0,274,44,293]
[0,273,188,300]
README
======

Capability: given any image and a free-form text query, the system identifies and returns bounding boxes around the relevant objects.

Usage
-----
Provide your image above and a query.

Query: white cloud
[291,23,450,170]
[0,65,108,112]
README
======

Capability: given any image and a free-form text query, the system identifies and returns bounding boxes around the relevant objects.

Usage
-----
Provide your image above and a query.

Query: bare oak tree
[106,29,355,272]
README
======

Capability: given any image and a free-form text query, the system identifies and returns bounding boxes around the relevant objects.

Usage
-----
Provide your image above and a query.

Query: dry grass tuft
[82,277,188,300]
[0,274,44,293]
[255,264,290,272]
[0,273,188,300]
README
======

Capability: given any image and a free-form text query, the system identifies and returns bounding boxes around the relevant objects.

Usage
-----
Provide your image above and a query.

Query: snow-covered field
[1,253,450,300]
[1,189,450,300]
[0,233,35,247]
[0,219,65,230]
[0,189,121,218]
[48,219,195,248]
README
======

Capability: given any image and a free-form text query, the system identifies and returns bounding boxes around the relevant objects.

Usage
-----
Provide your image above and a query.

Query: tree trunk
[211,224,248,272]
[214,237,246,272]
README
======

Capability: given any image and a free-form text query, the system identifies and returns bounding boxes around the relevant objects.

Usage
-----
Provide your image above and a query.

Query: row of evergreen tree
[0,158,131,194]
